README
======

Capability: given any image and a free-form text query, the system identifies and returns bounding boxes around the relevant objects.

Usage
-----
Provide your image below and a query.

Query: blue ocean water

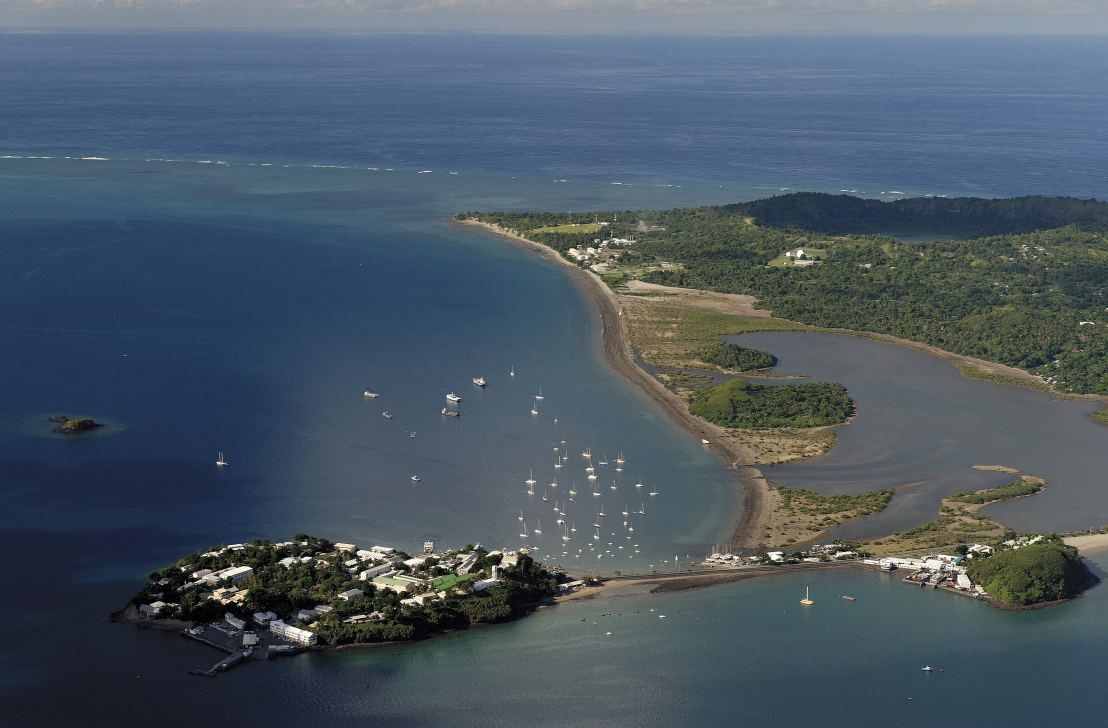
[3,32,1108,727]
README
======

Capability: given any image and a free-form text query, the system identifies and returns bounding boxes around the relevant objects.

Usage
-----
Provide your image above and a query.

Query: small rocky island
[49,415,104,434]
[119,535,576,676]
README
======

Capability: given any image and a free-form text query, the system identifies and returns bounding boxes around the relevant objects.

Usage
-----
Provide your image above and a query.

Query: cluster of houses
[567,234,637,272]
[702,542,859,567]
[780,247,823,267]
[864,545,995,597]
[138,539,531,648]
[702,541,1000,599]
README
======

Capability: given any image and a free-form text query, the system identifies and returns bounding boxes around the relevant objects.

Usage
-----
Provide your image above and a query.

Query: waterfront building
[225,613,246,631]
[269,620,317,647]
[370,545,396,556]
[334,543,357,553]
[139,601,167,618]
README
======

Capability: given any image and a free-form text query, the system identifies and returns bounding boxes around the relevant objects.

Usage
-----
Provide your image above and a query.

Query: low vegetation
[864,475,1046,555]
[966,542,1089,607]
[690,379,854,429]
[949,478,1044,504]
[762,486,892,545]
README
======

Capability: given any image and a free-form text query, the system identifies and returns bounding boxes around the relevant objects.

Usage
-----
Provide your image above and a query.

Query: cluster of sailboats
[357,370,663,564]
[516,443,660,563]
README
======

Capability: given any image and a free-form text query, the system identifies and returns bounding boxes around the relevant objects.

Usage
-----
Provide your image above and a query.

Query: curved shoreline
[458,219,770,549]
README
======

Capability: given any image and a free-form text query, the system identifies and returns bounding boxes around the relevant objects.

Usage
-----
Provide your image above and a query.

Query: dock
[182,624,301,678]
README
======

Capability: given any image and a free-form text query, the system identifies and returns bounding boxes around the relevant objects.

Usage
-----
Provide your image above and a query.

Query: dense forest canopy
[465,193,1108,394]
[689,380,854,429]
[730,193,1108,237]
[966,543,1089,607]
[699,342,777,372]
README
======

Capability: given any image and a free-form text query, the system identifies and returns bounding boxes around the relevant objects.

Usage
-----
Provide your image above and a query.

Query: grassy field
[620,297,808,371]
[1093,407,1108,426]
[528,222,602,235]
[431,573,477,592]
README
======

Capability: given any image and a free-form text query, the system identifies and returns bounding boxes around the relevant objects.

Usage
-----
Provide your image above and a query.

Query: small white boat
[701,438,711,446]
[921,665,933,672]
[530,397,540,416]
[410,475,421,483]
[509,366,516,377]
[534,520,543,536]
[535,387,544,401]
[517,510,525,522]
[648,488,659,497]
[409,431,417,438]
[446,392,462,403]
[215,451,228,468]
[472,376,487,387]
[520,519,528,539]
[800,586,814,606]
[440,407,460,417]
[362,389,380,399]
[587,473,598,481]
[382,410,393,419]
[616,452,625,465]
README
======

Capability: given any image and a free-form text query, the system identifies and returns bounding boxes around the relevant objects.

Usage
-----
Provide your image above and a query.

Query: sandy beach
[459,219,771,548]
[1063,533,1108,554]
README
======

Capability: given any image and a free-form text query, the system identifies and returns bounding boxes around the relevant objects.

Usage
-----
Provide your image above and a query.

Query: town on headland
[117,536,581,676]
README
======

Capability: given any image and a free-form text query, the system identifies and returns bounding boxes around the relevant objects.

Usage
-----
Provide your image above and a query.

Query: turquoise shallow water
[3,32,1108,726]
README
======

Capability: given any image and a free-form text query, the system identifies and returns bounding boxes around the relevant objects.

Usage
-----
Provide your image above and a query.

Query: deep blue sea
[3,32,1108,727]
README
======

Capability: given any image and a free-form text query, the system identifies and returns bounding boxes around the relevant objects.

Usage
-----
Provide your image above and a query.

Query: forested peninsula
[463,194,1108,394]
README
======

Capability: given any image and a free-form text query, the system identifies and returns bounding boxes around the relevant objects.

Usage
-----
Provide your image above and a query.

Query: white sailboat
[530,397,540,416]
[616,451,625,465]
[534,519,543,536]
[525,469,537,496]
[509,366,516,377]
[535,386,544,401]
[800,586,814,606]
[215,451,228,467]
[520,519,529,539]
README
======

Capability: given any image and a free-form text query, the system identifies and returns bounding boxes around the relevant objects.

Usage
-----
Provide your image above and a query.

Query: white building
[278,557,298,568]
[370,545,396,556]
[269,620,317,646]
[214,565,254,584]
[253,611,278,626]
[358,563,394,581]
[139,601,167,618]
[337,588,364,601]
[225,613,246,631]
[334,542,357,552]
[767,551,785,563]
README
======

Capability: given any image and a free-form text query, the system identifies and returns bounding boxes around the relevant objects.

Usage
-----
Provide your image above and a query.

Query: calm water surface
[739,332,1108,539]
[3,32,1108,727]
